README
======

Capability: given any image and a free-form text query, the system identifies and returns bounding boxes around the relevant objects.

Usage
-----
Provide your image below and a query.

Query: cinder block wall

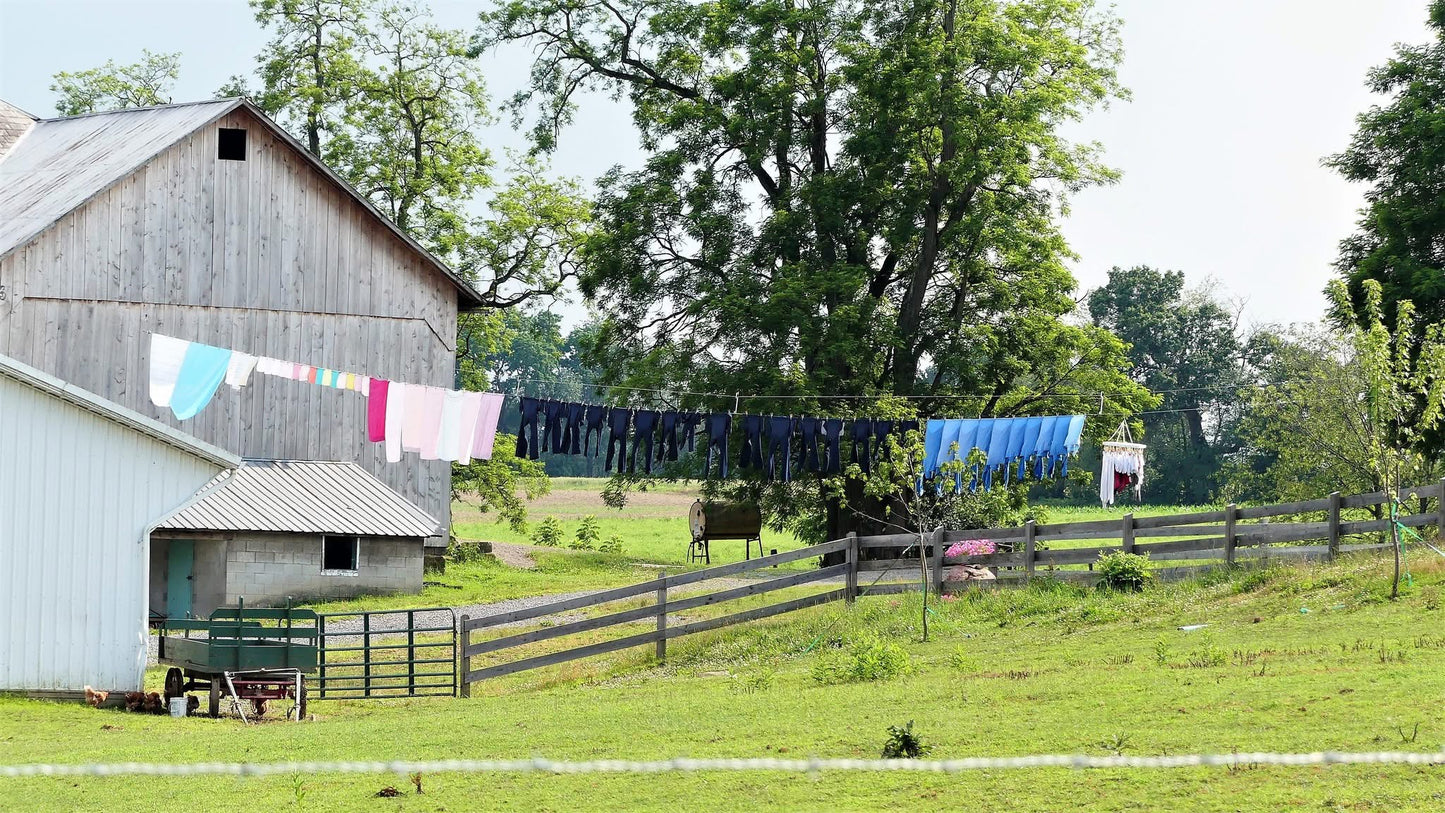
[224,533,423,606]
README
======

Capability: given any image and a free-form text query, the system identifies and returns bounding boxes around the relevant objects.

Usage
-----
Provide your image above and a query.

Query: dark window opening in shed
[322,535,359,572]
[217,128,247,161]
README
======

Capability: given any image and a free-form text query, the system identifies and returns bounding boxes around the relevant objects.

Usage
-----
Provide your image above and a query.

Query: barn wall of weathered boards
[0,98,482,535]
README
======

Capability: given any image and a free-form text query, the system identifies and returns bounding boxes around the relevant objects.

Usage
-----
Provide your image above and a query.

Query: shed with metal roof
[151,460,441,615]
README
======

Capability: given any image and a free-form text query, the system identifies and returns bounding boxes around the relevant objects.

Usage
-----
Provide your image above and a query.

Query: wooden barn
[0,97,483,560]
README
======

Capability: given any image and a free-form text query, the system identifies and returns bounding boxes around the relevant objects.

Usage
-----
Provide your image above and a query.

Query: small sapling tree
[1328,278,1445,598]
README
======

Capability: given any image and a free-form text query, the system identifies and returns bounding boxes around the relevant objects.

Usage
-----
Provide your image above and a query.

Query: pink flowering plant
[945,539,996,558]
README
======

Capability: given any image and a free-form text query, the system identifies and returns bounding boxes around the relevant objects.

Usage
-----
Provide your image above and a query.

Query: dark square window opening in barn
[217,128,247,161]
[322,535,359,573]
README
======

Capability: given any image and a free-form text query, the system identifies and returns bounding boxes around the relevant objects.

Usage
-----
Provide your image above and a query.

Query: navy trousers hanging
[515,397,542,460]
[605,408,631,472]
[705,412,731,478]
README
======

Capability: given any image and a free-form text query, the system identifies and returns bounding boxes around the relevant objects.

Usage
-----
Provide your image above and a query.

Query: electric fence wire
[4,751,1444,778]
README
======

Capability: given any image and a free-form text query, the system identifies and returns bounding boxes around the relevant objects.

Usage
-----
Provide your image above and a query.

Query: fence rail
[456,482,1441,692]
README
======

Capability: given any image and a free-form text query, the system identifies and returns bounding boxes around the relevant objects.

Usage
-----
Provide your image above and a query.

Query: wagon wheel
[208,681,221,718]
[163,668,185,702]
[295,680,308,721]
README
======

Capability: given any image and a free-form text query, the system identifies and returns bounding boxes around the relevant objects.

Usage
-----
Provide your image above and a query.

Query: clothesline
[147,332,1085,489]
[503,374,1346,405]
[148,333,507,465]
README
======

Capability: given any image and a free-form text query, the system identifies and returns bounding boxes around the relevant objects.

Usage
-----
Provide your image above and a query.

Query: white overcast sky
[0,0,1434,329]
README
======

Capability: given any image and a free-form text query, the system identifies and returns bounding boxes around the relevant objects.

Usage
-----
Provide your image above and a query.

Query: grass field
[452,477,807,565]
[8,552,1445,811]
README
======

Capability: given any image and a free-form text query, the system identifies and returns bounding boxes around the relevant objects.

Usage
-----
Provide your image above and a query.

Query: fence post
[1224,503,1238,567]
[1121,513,1135,555]
[1328,491,1342,562]
[1437,480,1445,543]
[317,614,327,699]
[845,532,858,604]
[1024,520,1037,584]
[655,570,667,663]
[930,528,946,596]
[459,614,471,698]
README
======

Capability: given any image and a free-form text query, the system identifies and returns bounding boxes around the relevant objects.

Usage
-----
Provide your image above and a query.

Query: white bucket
[169,696,188,718]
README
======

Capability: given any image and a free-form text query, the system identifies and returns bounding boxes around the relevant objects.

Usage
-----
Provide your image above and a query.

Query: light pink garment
[292,363,306,380]
[384,382,407,462]
[437,390,466,462]
[402,383,428,453]
[455,391,484,464]
[471,392,505,460]
[417,386,447,460]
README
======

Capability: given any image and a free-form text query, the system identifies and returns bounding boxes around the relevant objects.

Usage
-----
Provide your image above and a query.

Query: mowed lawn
[7,553,1445,811]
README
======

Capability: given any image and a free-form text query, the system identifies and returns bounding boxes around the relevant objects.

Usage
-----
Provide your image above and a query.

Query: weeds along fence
[933,481,1445,588]
[458,483,1444,692]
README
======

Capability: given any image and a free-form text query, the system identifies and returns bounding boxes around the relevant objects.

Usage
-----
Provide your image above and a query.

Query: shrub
[812,637,912,685]
[446,539,488,563]
[881,721,933,759]
[600,534,625,554]
[571,515,601,550]
[944,539,996,558]
[1097,551,1152,592]
[531,517,563,548]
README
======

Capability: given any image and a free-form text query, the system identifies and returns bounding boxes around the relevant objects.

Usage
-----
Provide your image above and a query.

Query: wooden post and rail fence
[457,481,1445,695]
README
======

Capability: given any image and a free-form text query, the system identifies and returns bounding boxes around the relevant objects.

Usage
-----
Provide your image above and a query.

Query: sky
[0,0,1435,330]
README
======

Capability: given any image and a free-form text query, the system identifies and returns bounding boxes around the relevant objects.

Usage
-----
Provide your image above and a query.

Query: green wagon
[158,605,319,718]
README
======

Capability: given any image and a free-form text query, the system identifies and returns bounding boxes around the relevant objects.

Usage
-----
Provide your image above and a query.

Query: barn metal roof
[158,459,440,538]
[0,98,484,308]
[0,351,240,470]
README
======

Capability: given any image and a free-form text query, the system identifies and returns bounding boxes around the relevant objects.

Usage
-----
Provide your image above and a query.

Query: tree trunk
[918,528,929,642]
[1390,505,1402,600]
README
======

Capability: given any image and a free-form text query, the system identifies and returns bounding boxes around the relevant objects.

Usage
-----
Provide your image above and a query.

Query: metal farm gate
[315,608,457,699]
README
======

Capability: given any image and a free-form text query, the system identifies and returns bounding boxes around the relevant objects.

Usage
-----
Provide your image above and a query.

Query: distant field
[452,477,806,569]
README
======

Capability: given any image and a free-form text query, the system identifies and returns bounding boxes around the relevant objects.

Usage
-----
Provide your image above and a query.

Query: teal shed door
[166,540,195,619]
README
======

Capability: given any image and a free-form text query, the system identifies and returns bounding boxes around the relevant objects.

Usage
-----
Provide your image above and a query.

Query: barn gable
[0,98,483,309]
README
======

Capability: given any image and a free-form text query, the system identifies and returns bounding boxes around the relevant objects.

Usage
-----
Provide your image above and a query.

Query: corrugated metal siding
[159,460,439,538]
[0,374,224,692]
[0,100,238,258]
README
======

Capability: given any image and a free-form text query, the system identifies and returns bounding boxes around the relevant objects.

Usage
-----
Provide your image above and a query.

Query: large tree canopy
[1328,1,1445,339]
[50,50,180,115]
[1087,266,1246,503]
[479,0,1148,427]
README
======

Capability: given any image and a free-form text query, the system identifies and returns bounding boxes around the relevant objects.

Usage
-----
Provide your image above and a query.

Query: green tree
[481,0,1152,534]
[50,50,180,115]
[1087,266,1246,503]
[1327,1,1445,357]
[1222,327,1389,503]
[250,0,371,156]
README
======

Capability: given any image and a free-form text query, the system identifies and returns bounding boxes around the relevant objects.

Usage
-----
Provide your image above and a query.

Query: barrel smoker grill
[688,501,764,564]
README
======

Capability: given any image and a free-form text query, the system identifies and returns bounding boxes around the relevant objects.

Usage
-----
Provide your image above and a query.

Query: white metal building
[0,353,239,694]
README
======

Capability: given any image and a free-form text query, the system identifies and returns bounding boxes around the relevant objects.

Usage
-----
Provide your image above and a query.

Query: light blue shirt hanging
[1017,417,1044,482]
[1059,414,1086,477]
[1033,416,1058,478]
[1048,416,1072,476]
[921,419,946,479]
[170,342,232,420]
[971,419,995,491]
